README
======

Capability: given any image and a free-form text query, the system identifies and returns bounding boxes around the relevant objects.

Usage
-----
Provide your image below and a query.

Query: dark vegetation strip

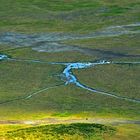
[1,45,140,59]
[0,46,30,53]
[3,123,116,140]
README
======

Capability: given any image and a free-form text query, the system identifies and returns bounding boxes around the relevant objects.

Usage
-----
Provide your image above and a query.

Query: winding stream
[0,22,140,104]
[53,60,140,103]
[0,55,140,104]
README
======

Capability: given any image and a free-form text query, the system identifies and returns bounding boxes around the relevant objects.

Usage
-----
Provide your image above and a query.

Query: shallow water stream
[0,55,139,104]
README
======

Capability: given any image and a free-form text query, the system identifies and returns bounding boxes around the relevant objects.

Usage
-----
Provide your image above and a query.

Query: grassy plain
[0,0,140,140]
[0,0,140,33]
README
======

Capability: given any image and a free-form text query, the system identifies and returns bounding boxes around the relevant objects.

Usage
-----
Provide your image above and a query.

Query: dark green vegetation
[0,0,140,140]
[1,123,140,140]
[2,123,115,140]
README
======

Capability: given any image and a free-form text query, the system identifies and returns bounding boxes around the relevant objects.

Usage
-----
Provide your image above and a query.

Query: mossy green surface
[2,123,115,140]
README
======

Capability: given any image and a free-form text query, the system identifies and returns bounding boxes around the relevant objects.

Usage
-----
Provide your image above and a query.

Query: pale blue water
[0,54,8,60]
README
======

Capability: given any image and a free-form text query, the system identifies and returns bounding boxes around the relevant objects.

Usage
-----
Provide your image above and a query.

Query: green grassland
[74,64,140,99]
[0,0,140,140]
[0,123,140,140]
[0,123,116,140]
[0,46,140,120]
[65,34,140,57]
[0,0,140,33]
